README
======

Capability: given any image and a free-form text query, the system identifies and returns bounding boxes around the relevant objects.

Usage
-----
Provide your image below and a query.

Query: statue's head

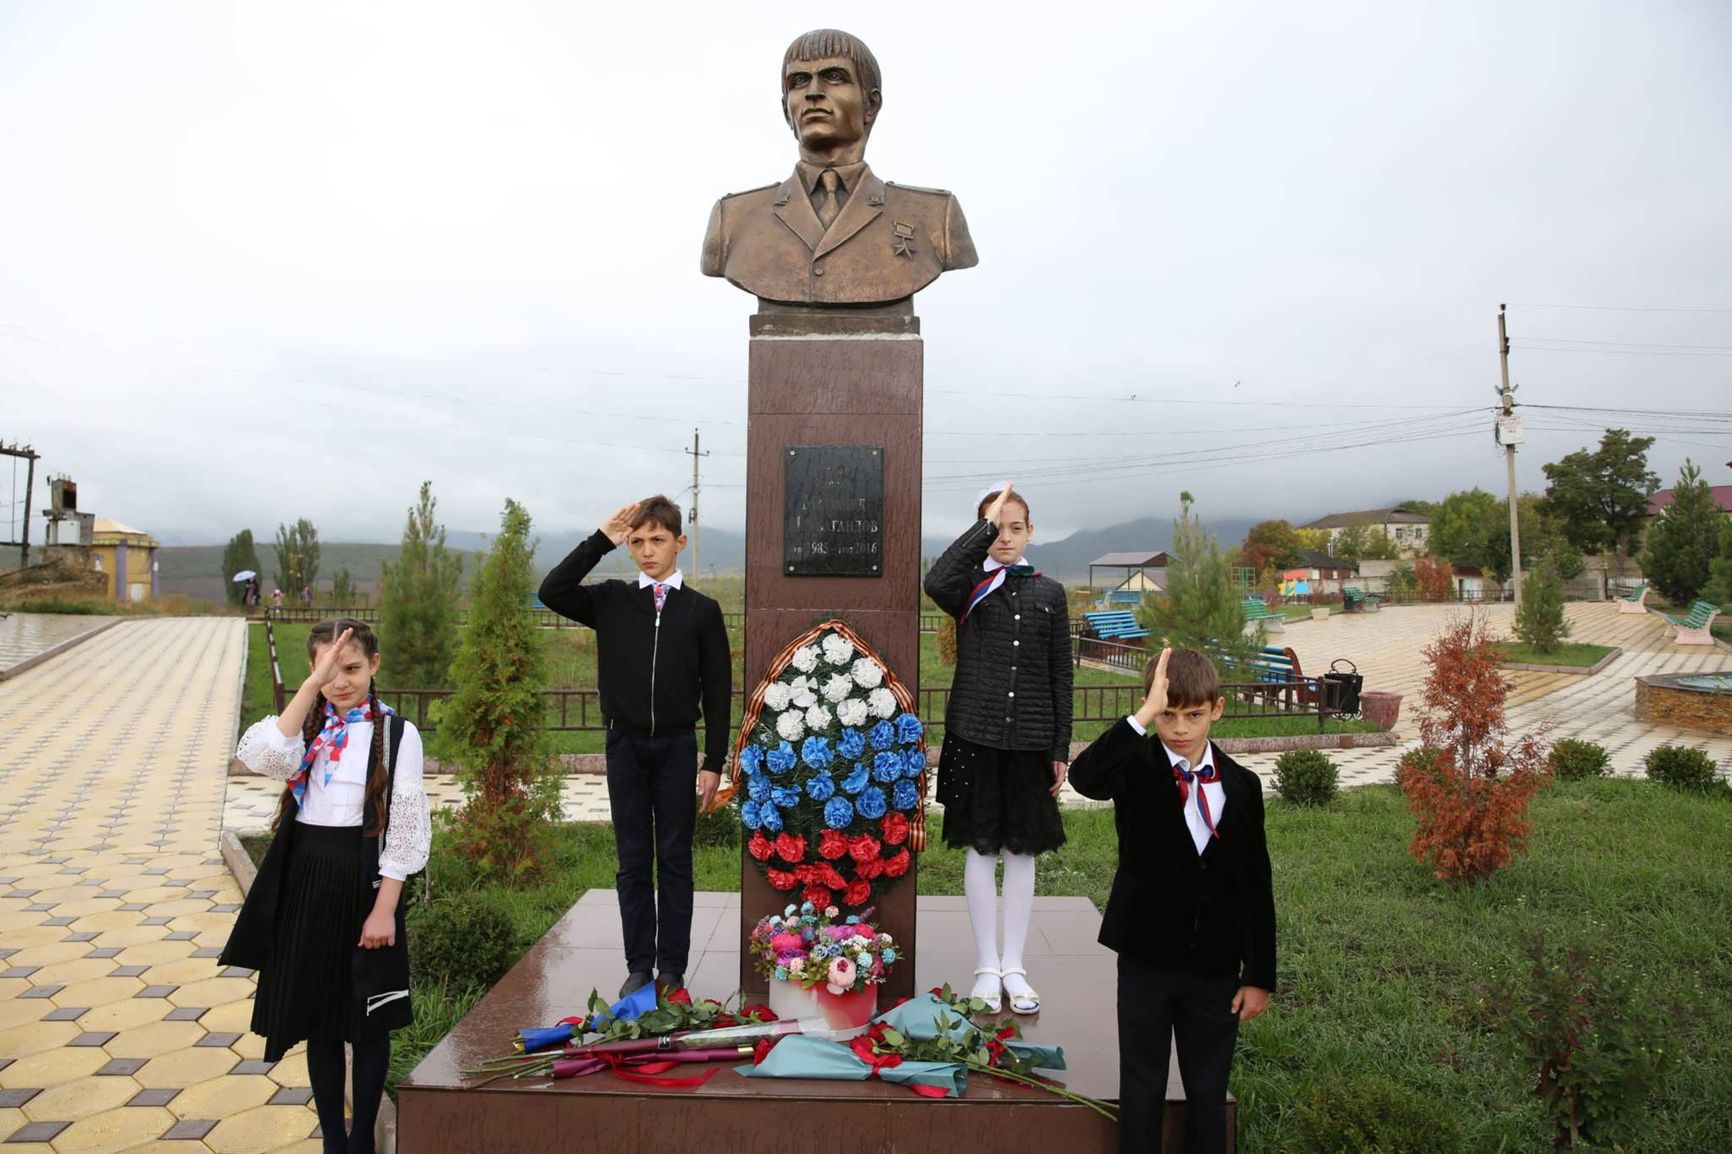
[781,29,882,154]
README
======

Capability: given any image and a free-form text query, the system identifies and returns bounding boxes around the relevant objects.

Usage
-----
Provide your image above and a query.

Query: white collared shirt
[637,570,684,590]
[1125,717,1227,855]
[981,556,1026,574]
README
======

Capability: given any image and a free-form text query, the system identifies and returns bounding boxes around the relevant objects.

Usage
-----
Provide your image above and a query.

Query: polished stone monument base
[396,890,1234,1153]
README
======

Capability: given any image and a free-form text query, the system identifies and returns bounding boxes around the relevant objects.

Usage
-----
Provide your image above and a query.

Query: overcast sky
[2,1,1729,549]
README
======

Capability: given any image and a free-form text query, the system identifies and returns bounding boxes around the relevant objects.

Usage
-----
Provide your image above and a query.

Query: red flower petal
[766,868,798,891]
[848,834,882,863]
[818,830,851,860]
[803,885,835,910]
[842,880,872,907]
[747,831,775,862]
[881,812,909,846]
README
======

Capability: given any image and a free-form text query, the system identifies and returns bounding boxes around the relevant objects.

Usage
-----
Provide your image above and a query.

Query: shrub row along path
[0,618,327,1153]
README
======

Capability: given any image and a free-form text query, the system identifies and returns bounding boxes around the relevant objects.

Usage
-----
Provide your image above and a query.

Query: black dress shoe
[657,972,685,995]
[619,970,654,999]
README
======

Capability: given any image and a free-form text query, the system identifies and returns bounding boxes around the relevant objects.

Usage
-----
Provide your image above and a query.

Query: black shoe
[619,970,653,999]
[657,972,685,995]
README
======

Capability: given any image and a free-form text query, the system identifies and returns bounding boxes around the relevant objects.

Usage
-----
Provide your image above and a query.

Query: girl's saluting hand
[304,627,354,693]
[982,482,1015,527]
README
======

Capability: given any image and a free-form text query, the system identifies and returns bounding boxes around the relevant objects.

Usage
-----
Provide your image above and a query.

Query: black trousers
[605,728,698,976]
[1117,956,1240,1154]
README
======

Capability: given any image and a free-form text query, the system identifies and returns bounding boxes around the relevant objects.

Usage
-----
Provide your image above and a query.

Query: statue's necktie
[816,169,841,229]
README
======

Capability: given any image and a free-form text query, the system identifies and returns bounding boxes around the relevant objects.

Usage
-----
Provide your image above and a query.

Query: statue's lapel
[772,173,825,253]
[815,168,885,259]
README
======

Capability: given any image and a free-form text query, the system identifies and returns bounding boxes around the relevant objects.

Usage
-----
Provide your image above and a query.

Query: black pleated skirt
[251,823,375,1062]
[937,735,1067,856]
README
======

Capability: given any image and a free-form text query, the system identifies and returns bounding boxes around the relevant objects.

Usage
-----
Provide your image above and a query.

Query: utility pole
[685,428,709,579]
[1496,304,1524,612]
[0,440,40,568]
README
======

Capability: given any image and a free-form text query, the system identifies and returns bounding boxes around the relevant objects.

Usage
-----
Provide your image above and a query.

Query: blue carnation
[882,948,898,963]
[801,736,834,770]
[823,796,855,829]
[873,751,902,784]
[806,773,836,802]
[869,720,896,751]
[774,965,788,981]
[840,762,870,795]
[741,800,764,830]
[767,741,797,775]
[812,942,840,960]
[895,712,924,745]
[772,786,801,809]
[747,775,771,803]
[892,778,920,812]
[738,745,765,776]
[857,785,887,820]
[903,749,927,778]
[838,727,866,759]
[761,805,784,832]
[800,901,814,914]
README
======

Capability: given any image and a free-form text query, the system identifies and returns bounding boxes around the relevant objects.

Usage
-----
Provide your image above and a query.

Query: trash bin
[1359,690,1402,731]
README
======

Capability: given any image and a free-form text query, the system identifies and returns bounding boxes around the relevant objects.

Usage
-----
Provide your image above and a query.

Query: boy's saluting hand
[1133,646,1172,730]
[601,503,643,547]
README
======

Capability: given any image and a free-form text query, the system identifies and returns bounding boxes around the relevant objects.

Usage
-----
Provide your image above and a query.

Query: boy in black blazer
[538,496,732,999]
[1069,648,1276,1154]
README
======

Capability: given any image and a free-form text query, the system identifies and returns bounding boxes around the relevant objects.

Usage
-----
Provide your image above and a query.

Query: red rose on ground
[881,813,909,846]
[741,1003,777,1022]
[819,863,848,890]
[666,987,692,1005]
[842,880,872,906]
[774,832,808,864]
[882,849,910,878]
[753,1037,780,1065]
[747,831,775,862]
[818,829,851,859]
[855,857,884,880]
[767,868,798,891]
[848,834,882,863]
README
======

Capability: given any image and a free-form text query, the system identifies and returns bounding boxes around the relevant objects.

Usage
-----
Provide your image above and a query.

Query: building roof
[1297,549,1354,572]
[1646,485,1732,516]
[91,518,157,545]
[1299,507,1431,530]
[1089,551,1171,568]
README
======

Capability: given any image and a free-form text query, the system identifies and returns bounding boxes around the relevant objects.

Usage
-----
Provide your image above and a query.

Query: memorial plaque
[783,445,884,577]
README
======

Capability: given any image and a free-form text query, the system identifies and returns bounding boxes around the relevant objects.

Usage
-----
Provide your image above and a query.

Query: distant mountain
[1018,514,1257,584]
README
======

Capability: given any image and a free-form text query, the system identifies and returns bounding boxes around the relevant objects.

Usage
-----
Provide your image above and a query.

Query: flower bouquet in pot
[749,901,898,1037]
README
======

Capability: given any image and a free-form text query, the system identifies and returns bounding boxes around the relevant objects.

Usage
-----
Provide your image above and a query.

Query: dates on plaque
[783,446,884,577]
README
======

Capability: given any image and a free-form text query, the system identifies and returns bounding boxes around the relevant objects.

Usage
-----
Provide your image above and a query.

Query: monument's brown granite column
[740,310,922,1002]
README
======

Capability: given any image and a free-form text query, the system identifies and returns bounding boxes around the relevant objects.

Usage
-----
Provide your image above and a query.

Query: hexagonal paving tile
[132,1046,238,1089]
[48,898,123,920]
[4,924,74,949]
[168,978,253,1009]
[4,942,90,968]
[53,975,144,1007]
[27,957,116,987]
[105,1019,205,1060]
[80,998,177,1034]
[262,1051,306,1087]
[114,940,198,967]
[204,1104,321,1154]
[0,999,50,1032]
[89,926,171,949]
[69,910,152,934]
[48,1104,176,1154]
[0,1020,78,1059]
[0,1044,110,1089]
[19,1073,138,1121]
[138,957,222,987]
[168,1074,275,1120]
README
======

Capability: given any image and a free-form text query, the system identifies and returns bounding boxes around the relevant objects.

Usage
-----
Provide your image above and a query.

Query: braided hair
[271,618,390,835]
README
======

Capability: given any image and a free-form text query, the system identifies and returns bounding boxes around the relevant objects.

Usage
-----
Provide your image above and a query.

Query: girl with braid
[221,619,430,1154]
[924,483,1073,1015]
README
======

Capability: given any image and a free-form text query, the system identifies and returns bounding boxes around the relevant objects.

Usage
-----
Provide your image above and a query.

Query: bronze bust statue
[701,29,977,308]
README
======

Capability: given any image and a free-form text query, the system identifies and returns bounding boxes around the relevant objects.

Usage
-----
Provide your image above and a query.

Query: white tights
[964,848,1038,999]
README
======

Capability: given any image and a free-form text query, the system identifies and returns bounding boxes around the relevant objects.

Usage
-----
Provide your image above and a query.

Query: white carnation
[791,645,821,673]
[775,710,806,742]
[850,658,884,689]
[762,683,792,711]
[805,703,833,731]
[836,698,869,727]
[792,683,818,709]
[822,634,856,666]
[822,673,855,703]
[789,957,806,975]
[868,687,897,719]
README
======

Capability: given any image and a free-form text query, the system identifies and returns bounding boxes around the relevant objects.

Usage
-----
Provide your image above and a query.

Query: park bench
[1219,645,1313,709]
[1662,599,1722,646]
[1343,586,1381,613]
[1241,597,1285,635]
[1615,583,1649,615]
[1083,609,1150,642]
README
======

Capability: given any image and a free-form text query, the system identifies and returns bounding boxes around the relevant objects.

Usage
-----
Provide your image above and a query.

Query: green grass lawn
[1492,641,1617,667]
[369,780,1731,1151]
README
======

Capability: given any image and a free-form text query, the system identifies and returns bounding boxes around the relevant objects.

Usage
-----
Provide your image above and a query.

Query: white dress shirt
[637,569,685,590]
[1125,716,1227,855]
[235,717,432,881]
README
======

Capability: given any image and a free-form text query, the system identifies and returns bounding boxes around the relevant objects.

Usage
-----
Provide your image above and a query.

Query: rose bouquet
[748,902,900,991]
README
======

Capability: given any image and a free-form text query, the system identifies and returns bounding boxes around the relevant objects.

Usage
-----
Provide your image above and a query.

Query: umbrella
[231,570,257,582]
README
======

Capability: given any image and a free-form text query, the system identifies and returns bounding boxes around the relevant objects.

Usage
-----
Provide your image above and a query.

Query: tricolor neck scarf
[960,557,1038,627]
[290,698,394,806]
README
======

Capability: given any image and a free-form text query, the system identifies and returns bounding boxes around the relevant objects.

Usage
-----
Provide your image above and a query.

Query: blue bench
[1219,645,1314,707]
[1084,610,1150,641]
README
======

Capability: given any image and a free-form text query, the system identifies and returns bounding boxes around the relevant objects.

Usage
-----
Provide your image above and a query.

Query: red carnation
[794,863,821,884]
[747,831,775,862]
[767,868,798,891]
[855,857,884,880]
[848,834,882,863]
[819,863,848,889]
[842,879,872,906]
[804,885,834,910]
[881,812,909,846]
[883,849,911,878]
[818,829,851,859]
[774,832,808,864]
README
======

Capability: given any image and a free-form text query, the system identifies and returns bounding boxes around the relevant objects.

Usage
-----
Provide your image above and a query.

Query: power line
[1506,302,1732,314]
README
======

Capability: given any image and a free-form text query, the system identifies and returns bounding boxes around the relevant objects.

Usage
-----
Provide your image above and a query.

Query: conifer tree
[379,481,463,688]
[1642,461,1721,604]
[1141,493,1257,665]
[220,530,261,606]
[1514,564,1571,653]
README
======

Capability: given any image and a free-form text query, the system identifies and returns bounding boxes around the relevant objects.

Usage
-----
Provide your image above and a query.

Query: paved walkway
[0,614,120,680]
[0,619,325,1153]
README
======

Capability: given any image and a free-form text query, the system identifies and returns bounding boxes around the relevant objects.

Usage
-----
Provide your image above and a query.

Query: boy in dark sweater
[538,496,732,998]
[1068,647,1276,1154]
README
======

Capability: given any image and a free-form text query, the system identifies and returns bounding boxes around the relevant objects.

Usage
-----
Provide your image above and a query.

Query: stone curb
[1498,646,1622,676]
[0,616,123,681]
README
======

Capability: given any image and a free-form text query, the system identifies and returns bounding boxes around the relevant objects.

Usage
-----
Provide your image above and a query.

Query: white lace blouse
[236,716,432,881]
